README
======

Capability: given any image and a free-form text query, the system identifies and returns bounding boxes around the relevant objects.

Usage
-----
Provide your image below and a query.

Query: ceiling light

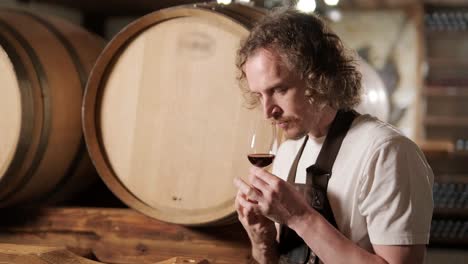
[324,0,339,6]
[296,0,316,13]
[326,9,342,22]
[217,0,232,5]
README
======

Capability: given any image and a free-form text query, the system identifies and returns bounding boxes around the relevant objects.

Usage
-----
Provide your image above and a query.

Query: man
[233,8,433,264]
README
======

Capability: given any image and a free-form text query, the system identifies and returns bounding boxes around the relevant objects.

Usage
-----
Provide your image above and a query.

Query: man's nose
[262,98,280,120]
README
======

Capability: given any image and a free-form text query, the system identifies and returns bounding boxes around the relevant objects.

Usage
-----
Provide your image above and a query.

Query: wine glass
[247,115,278,168]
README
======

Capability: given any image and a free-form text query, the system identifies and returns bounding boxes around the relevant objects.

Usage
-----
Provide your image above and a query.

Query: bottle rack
[423,4,468,248]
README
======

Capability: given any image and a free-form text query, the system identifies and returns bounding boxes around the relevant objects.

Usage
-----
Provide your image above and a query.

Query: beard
[278,120,308,140]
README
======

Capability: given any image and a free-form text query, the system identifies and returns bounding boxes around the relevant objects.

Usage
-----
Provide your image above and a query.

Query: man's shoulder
[347,114,418,153]
[350,114,407,142]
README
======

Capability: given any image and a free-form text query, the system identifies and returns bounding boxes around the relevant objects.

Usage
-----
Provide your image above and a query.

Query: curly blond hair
[237,8,362,110]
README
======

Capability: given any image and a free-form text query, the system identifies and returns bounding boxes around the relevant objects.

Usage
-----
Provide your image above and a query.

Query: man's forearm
[251,242,279,264]
[288,209,387,264]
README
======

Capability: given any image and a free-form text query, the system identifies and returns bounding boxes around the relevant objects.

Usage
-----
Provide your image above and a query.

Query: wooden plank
[420,140,455,157]
[425,86,468,97]
[426,153,468,175]
[153,257,209,264]
[0,243,104,264]
[0,207,252,264]
[425,116,468,126]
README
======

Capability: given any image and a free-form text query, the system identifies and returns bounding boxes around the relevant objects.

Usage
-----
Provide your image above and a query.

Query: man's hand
[234,179,278,264]
[236,167,314,225]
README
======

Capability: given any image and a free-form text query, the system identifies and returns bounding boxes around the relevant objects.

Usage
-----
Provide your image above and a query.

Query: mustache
[271,117,295,124]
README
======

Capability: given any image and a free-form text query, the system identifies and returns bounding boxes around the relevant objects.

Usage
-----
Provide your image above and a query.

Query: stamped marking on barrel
[172,196,182,202]
[136,243,148,253]
[177,32,215,59]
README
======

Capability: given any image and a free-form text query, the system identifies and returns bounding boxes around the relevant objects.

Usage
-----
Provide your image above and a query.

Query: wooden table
[0,207,252,263]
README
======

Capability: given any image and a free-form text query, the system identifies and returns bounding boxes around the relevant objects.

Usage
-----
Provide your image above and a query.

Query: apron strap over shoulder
[279,109,359,264]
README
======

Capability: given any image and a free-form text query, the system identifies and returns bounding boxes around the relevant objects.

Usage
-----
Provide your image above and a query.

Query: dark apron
[278,109,359,264]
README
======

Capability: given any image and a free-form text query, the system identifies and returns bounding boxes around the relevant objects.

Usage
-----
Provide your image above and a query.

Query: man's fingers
[249,173,270,193]
[249,167,283,191]
[235,191,245,218]
[237,198,263,223]
[249,166,278,186]
[237,194,253,209]
[235,189,260,219]
[234,177,251,193]
[234,177,261,201]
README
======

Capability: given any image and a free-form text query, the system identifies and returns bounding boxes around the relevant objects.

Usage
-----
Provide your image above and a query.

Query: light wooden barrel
[0,9,105,207]
[83,3,268,226]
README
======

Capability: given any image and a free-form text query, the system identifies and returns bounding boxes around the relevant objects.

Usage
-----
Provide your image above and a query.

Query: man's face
[245,48,322,140]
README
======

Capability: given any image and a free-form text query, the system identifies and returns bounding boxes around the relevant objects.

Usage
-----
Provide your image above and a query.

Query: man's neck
[308,106,337,138]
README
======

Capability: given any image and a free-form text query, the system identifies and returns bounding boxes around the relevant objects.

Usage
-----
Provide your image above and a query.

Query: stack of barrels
[0,3,271,226]
[0,9,104,208]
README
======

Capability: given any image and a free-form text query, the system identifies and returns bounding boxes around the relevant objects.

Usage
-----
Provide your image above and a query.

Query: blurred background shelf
[425,116,468,127]
[422,3,468,250]
[424,85,468,96]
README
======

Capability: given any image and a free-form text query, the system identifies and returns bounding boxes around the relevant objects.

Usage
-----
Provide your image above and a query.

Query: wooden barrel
[83,3,268,226]
[0,9,105,207]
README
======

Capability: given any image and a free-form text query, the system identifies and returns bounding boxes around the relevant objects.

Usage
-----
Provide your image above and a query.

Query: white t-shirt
[272,114,434,251]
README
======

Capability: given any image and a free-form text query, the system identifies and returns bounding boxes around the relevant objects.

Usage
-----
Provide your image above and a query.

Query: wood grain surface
[0,207,252,264]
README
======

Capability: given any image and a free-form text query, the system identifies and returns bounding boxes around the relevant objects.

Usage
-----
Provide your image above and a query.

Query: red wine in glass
[247,153,275,167]
[246,116,277,168]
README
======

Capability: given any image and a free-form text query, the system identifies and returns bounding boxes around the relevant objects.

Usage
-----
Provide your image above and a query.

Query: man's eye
[251,92,262,100]
[275,87,288,94]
